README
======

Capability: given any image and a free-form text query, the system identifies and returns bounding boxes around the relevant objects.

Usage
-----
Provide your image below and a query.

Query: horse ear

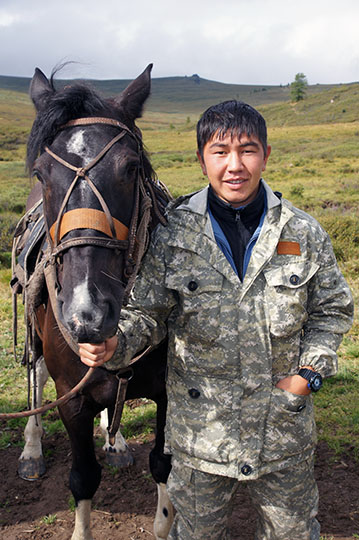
[30,68,53,112]
[116,64,153,119]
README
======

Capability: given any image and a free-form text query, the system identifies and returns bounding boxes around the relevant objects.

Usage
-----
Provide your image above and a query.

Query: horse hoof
[105,449,134,468]
[18,456,46,481]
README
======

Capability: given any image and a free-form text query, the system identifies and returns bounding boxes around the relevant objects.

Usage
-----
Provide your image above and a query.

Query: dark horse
[23,65,173,540]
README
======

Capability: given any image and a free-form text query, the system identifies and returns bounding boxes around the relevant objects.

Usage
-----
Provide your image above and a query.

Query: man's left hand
[275,375,311,396]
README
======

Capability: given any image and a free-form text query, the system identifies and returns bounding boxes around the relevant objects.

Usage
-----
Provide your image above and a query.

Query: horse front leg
[99,409,134,467]
[72,500,93,540]
[58,398,101,540]
[150,395,174,540]
[154,481,174,540]
[18,355,49,480]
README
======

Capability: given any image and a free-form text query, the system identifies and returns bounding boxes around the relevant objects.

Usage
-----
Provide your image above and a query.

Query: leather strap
[49,208,129,242]
[62,117,134,135]
[107,376,130,446]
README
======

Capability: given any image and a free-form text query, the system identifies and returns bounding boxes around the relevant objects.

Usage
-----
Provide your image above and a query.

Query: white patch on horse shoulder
[66,130,93,166]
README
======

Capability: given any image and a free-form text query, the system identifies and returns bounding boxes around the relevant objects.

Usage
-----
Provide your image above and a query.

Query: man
[79,100,354,539]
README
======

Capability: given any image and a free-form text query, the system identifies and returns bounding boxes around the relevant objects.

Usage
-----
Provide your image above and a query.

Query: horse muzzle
[59,289,122,344]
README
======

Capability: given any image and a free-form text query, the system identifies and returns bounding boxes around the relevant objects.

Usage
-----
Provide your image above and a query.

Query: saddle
[10,200,47,364]
[11,200,46,291]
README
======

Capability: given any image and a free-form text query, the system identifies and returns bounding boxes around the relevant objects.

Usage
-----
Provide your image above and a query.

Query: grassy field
[0,84,358,460]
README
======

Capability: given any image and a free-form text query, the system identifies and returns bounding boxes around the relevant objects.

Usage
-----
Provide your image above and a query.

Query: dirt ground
[0,418,358,540]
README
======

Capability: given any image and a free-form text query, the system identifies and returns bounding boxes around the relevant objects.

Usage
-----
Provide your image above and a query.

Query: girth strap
[107,344,152,445]
[107,374,131,446]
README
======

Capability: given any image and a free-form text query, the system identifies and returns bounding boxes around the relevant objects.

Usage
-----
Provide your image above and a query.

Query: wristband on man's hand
[298,368,323,392]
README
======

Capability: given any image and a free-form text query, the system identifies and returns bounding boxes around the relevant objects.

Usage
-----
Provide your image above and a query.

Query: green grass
[320,537,359,540]
[41,514,57,525]
[315,355,359,457]
[120,400,156,441]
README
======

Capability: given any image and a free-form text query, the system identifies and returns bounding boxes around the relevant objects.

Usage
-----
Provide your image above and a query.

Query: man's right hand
[79,335,118,368]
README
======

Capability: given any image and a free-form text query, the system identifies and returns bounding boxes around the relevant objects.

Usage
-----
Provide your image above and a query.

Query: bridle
[42,116,161,301]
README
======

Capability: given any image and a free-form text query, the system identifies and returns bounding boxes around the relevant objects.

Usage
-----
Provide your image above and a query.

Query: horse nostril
[80,311,94,323]
[71,309,97,327]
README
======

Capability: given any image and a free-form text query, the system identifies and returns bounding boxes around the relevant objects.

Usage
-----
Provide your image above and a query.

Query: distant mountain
[0,75,31,93]
[0,73,340,113]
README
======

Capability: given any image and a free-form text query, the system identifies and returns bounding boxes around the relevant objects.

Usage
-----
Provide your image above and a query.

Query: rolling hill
[0,73,358,126]
[0,72,341,112]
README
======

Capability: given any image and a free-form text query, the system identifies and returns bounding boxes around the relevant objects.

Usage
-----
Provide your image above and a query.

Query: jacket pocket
[263,261,319,337]
[165,266,223,342]
[261,387,317,462]
[165,367,234,464]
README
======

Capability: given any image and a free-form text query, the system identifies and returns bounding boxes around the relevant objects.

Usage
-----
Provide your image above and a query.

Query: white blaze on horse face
[73,275,92,305]
[66,131,96,198]
[70,275,98,327]
[66,130,93,165]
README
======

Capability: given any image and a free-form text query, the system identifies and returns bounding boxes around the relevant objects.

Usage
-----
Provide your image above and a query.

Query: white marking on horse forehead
[66,130,93,165]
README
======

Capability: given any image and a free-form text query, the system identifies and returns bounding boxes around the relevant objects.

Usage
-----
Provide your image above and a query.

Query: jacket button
[188,280,198,291]
[289,274,300,285]
[241,464,253,476]
[188,388,201,399]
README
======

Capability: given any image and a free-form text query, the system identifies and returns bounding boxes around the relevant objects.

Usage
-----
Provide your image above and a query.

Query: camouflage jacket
[106,181,354,479]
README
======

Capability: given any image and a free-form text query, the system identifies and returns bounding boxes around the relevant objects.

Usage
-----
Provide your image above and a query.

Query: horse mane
[26,70,155,182]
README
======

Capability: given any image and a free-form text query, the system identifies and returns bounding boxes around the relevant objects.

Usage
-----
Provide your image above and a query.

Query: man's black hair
[197,100,267,159]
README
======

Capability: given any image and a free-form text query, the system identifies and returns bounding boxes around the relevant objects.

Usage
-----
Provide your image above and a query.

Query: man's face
[197,131,271,208]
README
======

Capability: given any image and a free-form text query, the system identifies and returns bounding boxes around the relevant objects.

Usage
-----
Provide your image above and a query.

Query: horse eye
[126,163,138,176]
[32,170,43,183]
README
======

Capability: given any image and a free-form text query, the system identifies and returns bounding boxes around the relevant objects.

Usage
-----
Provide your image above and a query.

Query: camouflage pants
[167,457,320,540]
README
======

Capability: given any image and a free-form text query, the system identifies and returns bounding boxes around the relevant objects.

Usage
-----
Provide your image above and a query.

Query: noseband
[42,117,159,299]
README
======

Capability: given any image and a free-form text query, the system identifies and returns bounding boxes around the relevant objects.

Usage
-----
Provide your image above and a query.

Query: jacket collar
[176,180,282,216]
[168,181,294,288]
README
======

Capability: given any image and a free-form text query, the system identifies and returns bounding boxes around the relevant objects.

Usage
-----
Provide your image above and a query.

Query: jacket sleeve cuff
[299,330,343,378]
[104,307,168,372]
[104,327,134,371]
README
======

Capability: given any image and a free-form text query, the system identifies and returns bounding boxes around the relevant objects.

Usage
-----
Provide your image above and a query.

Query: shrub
[318,214,359,261]
[290,184,305,198]
[0,252,11,269]
[0,213,19,254]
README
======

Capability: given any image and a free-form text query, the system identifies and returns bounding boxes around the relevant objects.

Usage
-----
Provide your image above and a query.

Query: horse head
[26,65,157,344]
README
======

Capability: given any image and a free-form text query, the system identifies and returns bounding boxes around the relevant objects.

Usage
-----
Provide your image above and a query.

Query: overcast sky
[1,0,358,85]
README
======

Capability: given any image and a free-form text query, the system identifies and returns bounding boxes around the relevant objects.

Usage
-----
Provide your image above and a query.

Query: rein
[0,345,152,420]
[0,368,95,419]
